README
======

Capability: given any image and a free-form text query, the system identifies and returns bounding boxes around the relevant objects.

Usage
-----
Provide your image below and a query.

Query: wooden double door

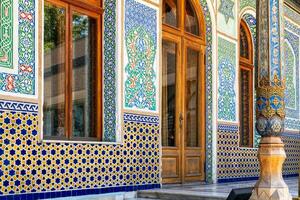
[162,31,206,184]
[162,0,206,184]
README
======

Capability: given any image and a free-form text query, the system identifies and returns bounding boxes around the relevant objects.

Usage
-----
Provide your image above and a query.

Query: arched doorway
[162,0,206,184]
[239,19,254,148]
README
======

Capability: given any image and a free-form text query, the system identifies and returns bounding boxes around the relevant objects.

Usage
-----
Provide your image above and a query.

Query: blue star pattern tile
[217,124,300,182]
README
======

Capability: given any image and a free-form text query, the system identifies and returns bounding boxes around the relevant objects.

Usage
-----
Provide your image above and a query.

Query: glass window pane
[163,0,178,27]
[186,48,199,147]
[162,40,177,147]
[72,13,97,139]
[185,0,199,35]
[43,2,66,138]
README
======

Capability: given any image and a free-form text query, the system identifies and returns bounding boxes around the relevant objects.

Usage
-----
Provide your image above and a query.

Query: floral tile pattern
[124,0,158,112]
[217,37,236,122]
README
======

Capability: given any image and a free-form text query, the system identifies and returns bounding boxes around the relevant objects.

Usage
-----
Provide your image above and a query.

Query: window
[239,20,254,147]
[43,0,102,141]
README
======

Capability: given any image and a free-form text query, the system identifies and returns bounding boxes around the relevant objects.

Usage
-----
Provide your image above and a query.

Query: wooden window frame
[44,0,103,141]
[239,19,254,148]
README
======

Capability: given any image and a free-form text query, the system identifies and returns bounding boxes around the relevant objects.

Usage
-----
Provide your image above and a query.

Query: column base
[249,137,292,200]
[250,188,292,200]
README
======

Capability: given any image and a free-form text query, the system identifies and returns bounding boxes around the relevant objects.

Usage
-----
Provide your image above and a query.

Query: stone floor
[48,177,298,200]
[139,177,298,200]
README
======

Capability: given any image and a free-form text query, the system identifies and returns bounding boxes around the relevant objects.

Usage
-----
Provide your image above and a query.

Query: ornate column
[250,0,292,199]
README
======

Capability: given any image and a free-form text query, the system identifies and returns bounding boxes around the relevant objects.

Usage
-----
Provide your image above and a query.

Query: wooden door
[161,0,206,184]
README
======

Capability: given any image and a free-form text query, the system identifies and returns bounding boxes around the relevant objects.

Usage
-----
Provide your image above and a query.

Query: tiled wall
[216,0,300,181]
[0,101,160,196]
[0,0,161,198]
[217,124,300,182]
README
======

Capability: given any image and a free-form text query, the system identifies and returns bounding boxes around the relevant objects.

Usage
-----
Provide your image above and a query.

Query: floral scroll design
[0,0,36,95]
[124,27,157,111]
[218,59,236,121]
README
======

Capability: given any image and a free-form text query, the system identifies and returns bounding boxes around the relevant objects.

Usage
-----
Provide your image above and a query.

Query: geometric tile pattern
[0,0,36,95]
[0,102,160,196]
[218,37,236,122]
[217,124,300,182]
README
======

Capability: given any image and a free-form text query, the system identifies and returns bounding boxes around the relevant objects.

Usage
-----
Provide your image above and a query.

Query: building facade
[0,0,299,199]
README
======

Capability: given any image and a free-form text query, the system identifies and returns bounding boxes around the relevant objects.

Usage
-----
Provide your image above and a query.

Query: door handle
[179,113,183,128]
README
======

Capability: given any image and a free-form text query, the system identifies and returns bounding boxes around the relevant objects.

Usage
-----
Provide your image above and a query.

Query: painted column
[250,0,292,199]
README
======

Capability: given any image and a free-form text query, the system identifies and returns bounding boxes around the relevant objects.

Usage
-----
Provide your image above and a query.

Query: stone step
[137,189,227,200]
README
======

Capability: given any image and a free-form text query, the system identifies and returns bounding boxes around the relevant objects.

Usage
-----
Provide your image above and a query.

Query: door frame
[161,26,206,185]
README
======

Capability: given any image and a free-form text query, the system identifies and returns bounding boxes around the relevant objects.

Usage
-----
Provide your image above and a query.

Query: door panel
[182,41,205,183]
[162,36,182,184]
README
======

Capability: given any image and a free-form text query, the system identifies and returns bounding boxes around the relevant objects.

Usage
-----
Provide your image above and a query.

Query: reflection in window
[162,40,177,147]
[163,0,178,27]
[186,48,200,147]
[44,2,66,138]
[185,0,199,35]
[72,13,97,139]
[43,0,102,141]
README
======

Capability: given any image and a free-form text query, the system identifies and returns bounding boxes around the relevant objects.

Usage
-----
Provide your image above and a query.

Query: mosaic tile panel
[124,0,158,112]
[0,0,36,96]
[217,124,300,182]
[0,101,160,196]
[217,37,236,122]
[283,18,300,123]
[0,0,14,69]
[284,31,298,112]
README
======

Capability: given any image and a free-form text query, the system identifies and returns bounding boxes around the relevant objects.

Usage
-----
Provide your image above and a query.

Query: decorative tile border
[103,0,117,142]
[0,0,37,96]
[124,113,159,124]
[0,184,161,200]
[0,0,15,70]
[269,0,282,83]
[199,0,214,183]
[0,100,38,113]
